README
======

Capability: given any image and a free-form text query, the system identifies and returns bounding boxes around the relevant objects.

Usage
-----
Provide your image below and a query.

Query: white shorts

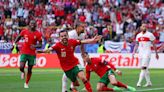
[140,58,150,67]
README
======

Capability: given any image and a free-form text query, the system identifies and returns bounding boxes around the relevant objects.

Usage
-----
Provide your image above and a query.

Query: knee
[141,67,147,70]
[62,74,67,81]
[111,81,118,86]
[73,81,80,86]
[96,86,102,91]
[81,77,87,83]
[19,67,24,71]
[28,70,32,73]
[28,68,32,73]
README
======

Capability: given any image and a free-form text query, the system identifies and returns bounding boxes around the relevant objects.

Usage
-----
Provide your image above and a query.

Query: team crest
[71,46,73,50]
[34,36,36,39]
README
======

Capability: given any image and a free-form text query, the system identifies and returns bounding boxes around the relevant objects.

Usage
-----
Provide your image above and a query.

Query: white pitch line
[0,72,63,76]
[136,87,164,92]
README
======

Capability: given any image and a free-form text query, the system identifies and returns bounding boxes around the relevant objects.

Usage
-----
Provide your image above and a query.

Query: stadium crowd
[0,0,163,52]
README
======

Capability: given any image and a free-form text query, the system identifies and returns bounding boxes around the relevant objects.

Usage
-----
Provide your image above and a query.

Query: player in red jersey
[82,52,136,92]
[14,20,42,88]
[37,30,102,92]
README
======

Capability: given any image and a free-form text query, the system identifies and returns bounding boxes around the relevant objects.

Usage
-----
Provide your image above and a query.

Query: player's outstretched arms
[81,35,102,44]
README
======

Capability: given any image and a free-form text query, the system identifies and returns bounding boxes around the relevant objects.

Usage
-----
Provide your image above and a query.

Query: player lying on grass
[82,52,136,92]
[37,30,102,92]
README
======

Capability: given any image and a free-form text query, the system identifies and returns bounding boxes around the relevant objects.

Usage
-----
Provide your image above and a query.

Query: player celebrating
[14,20,43,88]
[133,23,159,87]
[82,52,136,91]
[37,30,102,92]
[62,23,86,92]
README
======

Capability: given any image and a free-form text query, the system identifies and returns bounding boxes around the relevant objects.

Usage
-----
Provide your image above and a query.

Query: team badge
[34,36,36,39]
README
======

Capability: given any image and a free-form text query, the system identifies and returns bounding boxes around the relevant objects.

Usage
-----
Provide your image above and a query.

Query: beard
[30,24,36,31]
[80,30,84,34]
[62,38,68,45]
[143,29,146,32]
[31,27,36,31]
[142,29,146,33]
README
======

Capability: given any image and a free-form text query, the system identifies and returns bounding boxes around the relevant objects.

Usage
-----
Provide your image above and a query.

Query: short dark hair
[82,52,88,56]
[75,22,86,28]
[58,30,68,36]
[84,52,88,55]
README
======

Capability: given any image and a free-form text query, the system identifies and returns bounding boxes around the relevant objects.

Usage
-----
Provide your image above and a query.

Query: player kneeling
[82,52,136,92]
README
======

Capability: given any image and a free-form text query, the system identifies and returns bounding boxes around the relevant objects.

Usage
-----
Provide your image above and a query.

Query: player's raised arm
[14,34,22,44]
[80,35,102,44]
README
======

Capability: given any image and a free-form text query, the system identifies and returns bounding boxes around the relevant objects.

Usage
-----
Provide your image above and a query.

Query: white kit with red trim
[136,31,155,58]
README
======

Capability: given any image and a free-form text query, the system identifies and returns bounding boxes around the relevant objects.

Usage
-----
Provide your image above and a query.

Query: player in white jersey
[133,23,159,87]
[62,23,86,92]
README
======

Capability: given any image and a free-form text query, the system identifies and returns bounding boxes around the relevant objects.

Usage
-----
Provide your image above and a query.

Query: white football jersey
[136,31,155,58]
[68,29,86,68]
[68,30,85,40]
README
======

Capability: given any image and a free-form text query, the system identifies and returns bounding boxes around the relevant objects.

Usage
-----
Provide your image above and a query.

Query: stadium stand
[0,0,163,53]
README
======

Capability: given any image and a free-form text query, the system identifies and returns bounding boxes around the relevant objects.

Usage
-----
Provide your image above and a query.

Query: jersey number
[61,52,66,57]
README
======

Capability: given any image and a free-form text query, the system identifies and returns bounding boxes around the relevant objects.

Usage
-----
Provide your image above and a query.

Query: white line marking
[0,72,62,76]
[136,87,164,92]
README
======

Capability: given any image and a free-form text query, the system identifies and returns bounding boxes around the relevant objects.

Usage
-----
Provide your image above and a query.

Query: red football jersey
[86,57,116,80]
[20,29,42,55]
[52,39,81,71]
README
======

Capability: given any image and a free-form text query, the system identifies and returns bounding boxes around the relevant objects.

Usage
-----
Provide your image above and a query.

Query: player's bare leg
[97,82,115,92]
[20,62,26,80]
[77,71,92,92]
[24,65,33,88]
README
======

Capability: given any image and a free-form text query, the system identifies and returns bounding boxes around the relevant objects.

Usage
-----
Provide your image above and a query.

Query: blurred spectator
[0,22,4,40]
[18,17,26,27]
[0,36,6,42]
[159,26,164,42]
[4,7,12,18]
[0,0,163,53]
[97,38,106,53]
[17,5,24,18]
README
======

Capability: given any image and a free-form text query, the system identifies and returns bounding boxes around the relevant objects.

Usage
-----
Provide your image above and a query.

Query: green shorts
[99,69,115,85]
[20,54,36,65]
[65,65,83,82]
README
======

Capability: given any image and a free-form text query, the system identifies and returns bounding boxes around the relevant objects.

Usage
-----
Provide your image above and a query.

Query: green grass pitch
[0,68,164,92]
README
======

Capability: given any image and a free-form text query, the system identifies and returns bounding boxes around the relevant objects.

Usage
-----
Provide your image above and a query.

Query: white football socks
[145,69,151,84]
[62,73,68,92]
[137,69,146,85]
